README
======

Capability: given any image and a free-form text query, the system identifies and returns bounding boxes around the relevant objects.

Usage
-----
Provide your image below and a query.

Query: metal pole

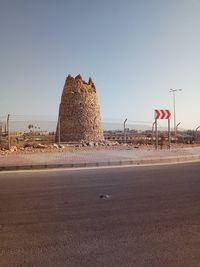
[173,91,176,140]
[169,89,182,144]
[0,122,2,139]
[5,122,7,134]
[168,119,171,149]
[155,119,158,150]
[152,121,155,145]
[7,114,10,150]
[176,122,181,134]
[176,122,181,144]
[58,115,60,145]
[124,118,127,143]
[195,126,200,142]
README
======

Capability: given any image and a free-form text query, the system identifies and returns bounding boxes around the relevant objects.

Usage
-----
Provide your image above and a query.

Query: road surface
[1,163,200,266]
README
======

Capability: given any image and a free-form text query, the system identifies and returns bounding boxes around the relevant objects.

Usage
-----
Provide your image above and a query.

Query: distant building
[103,130,151,144]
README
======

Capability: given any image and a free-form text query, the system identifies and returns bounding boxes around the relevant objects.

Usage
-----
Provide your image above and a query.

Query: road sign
[154,109,171,150]
[155,109,171,120]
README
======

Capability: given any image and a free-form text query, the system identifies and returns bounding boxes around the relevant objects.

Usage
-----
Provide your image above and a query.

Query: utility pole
[124,118,127,143]
[169,88,182,143]
[7,114,10,150]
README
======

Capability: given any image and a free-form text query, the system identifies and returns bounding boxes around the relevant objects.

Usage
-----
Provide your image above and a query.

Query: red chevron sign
[155,109,171,119]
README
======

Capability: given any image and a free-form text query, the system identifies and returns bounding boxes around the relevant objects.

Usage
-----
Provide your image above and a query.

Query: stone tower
[55,74,104,142]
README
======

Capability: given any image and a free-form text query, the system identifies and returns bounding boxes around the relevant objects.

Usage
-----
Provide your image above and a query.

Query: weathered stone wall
[55,74,104,142]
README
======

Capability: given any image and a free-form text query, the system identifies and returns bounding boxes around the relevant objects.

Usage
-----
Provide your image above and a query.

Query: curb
[0,154,200,172]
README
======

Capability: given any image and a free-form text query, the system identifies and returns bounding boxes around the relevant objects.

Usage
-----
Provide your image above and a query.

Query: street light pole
[169,88,182,143]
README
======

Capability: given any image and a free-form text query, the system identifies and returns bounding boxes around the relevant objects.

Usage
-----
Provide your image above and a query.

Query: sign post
[168,119,171,148]
[154,109,171,150]
[155,118,158,150]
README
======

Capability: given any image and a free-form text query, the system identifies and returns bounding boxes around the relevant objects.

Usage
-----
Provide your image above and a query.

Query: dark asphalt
[1,163,200,267]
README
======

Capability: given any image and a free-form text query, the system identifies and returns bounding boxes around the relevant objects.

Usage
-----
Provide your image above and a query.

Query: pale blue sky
[0,0,200,129]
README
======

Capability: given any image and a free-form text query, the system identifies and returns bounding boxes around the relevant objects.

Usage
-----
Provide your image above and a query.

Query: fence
[0,114,199,149]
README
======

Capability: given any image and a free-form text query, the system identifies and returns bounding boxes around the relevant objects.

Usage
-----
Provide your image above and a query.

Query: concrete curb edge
[0,154,200,172]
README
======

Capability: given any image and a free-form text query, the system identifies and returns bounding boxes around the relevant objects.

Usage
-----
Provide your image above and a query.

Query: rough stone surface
[55,74,104,142]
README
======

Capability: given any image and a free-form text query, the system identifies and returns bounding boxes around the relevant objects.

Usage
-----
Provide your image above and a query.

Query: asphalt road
[1,163,200,267]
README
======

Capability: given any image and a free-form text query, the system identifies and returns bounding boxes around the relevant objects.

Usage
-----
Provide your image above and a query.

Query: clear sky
[0,0,200,129]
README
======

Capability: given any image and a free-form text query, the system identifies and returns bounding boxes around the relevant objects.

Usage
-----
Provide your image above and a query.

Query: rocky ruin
[55,74,104,142]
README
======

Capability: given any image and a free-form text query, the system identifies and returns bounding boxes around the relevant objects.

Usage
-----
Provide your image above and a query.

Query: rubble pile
[0,140,121,155]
